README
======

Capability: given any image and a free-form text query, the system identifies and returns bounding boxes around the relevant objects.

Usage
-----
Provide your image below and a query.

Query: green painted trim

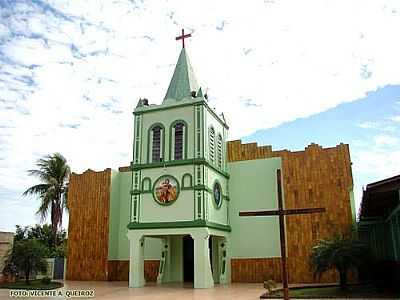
[134,100,203,116]
[147,122,166,164]
[127,220,231,232]
[133,100,229,129]
[212,179,222,209]
[141,177,152,192]
[131,158,230,179]
[169,119,189,161]
[130,189,141,195]
[202,101,229,129]
[130,169,134,222]
[223,195,230,202]
[181,173,193,188]
[152,175,181,206]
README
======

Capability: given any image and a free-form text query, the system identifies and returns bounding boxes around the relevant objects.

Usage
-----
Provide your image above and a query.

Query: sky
[1,0,400,232]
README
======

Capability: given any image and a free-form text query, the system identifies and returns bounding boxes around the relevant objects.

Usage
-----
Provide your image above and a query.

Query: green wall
[359,203,400,262]
[108,171,162,260]
[140,165,195,223]
[228,157,282,258]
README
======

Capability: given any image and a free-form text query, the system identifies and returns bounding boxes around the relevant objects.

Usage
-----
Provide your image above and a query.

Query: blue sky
[1,0,400,231]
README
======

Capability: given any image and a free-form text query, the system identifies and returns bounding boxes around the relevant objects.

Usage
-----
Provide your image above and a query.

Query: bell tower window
[174,122,184,160]
[152,125,163,162]
[217,134,223,169]
[209,127,215,164]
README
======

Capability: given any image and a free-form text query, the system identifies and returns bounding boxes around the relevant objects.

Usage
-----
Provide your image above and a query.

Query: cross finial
[175,28,192,49]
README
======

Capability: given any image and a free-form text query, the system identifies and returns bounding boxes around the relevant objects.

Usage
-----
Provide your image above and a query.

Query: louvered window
[209,127,215,163]
[152,126,162,162]
[174,123,184,160]
[217,134,223,169]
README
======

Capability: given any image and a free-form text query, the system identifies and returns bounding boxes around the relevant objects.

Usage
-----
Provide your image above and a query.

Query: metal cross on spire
[175,28,192,49]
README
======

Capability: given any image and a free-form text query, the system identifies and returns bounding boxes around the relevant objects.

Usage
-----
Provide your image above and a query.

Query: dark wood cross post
[175,28,192,49]
[239,169,326,300]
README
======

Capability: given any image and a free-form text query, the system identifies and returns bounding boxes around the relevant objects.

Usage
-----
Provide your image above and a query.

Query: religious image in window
[154,176,179,205]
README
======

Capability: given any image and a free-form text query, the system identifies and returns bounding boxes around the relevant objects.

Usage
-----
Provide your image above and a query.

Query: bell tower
[127,30,231,289]
[129,30,230,228]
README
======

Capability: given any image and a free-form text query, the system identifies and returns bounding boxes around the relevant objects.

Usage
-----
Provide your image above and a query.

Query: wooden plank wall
[108,260,160,282]
[227,140,354,283]
[66,169,111,280]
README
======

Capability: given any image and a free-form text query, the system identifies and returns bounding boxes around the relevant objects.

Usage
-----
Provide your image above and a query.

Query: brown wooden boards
[228,141,354,283]
[66,169,111,280]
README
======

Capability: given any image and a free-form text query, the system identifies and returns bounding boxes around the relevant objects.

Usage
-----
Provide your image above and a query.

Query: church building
[66,32,356,288]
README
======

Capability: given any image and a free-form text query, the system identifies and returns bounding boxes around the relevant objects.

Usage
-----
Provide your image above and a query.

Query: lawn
[0,279,63,290]
[261,284,399,298]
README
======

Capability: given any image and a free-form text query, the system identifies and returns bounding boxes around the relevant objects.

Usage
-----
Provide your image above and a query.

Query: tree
[6,239,48,284]
[310,232,371,290]
[14,224,67,257]
[23,153,70,242]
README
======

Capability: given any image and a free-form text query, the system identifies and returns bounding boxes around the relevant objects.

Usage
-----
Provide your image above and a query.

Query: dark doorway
[183,235,194,282]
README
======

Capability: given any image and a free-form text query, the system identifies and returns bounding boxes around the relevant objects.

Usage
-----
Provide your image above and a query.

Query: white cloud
[390,115,400,122]
[373,134,399,146]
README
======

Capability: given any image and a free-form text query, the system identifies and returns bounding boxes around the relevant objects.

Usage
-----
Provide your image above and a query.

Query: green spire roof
[163,48,200,103]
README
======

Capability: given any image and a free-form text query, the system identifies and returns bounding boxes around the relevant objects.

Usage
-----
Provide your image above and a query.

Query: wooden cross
[175,28,192,49]
[239,169,325,300]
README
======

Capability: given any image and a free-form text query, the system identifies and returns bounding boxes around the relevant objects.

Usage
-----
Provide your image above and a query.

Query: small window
[152,126,162,162]
[213,181,222,208]
[174,122,184,160]
[217,134,223,169]
[209,127,215,163]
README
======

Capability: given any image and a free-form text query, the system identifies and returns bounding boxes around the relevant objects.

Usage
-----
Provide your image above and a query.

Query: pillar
[128,233,145,288]
[219,237,230,284]
[192,231,214,288]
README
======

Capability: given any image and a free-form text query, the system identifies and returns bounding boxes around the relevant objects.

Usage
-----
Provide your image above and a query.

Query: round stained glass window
[213,181,222,208]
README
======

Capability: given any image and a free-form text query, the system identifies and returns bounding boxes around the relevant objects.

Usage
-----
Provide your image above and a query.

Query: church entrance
[183,235,194,283]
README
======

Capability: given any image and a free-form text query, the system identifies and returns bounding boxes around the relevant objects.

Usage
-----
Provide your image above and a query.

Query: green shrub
[41,276,51,285]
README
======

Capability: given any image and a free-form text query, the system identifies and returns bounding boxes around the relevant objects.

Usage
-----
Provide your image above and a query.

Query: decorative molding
[133,100,229,130]
[127,220,231,232]
[141,177,152,192]
[181,173,193,188]
[131,158,230,179]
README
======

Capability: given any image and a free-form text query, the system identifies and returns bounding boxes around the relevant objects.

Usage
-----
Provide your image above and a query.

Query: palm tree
[310,233,371,290]
[23,153,70,241]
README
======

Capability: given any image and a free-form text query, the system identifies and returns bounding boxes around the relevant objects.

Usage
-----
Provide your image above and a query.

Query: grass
[0,279,63,290]
[261,284,400,298]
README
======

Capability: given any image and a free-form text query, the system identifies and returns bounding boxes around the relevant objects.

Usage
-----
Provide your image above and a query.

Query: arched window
[217,134,223,169]
[174,122,184,160]
[152,125,162,162]
[142,177,151,192]
[209,127,215,163]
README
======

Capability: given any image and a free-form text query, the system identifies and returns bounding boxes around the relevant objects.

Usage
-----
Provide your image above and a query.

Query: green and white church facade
[68,33,355,288]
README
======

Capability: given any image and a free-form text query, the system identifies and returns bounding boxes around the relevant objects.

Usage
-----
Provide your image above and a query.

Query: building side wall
[0,232,14,282]
[66,169,111,280]
[227,140,354,283]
